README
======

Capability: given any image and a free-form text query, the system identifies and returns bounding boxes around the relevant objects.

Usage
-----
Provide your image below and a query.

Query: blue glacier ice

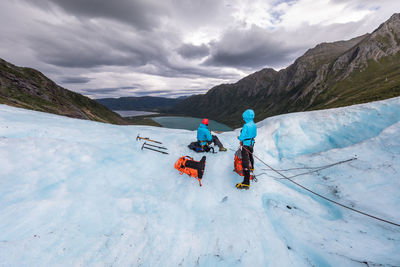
[0,97,399,266]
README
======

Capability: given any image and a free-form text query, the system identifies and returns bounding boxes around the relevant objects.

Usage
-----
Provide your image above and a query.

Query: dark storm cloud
[22,19,233,80]
[204,26,298,69]
[156,91,198,98]
[79,86,138,94]
[168,88,207,95]
[132,90,176,96]
[177,44,209,59]
[25,20,168,69]
[78,85,207,98]
[166,0,228,29]
[21,0,165,31]
[78,85,201,98]
[10,0,295,81]
[60,76,91,84]
[79,86,201,98]
[133,88,206,97]
[204,17,378,70]
[142,61,240,80]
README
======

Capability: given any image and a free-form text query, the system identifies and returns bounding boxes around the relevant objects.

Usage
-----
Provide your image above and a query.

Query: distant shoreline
[113,110,159,117]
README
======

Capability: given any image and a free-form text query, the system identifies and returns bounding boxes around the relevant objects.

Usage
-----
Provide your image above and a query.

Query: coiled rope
[238,146,400,227]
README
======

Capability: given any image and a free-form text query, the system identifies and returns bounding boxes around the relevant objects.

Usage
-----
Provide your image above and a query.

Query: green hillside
[0,59,128,125]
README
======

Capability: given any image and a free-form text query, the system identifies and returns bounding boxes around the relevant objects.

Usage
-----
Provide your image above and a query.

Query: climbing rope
[257,157,357,180]
[260,157,357,172]
[229,147,356,180]
[239,146,400,227]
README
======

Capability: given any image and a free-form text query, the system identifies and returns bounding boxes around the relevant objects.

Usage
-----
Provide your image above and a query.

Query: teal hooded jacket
[238,109,257,146]
[197,123,212,146]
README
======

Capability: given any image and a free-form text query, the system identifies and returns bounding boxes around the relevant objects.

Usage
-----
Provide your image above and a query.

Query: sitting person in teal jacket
[197,118,227,152]
[236,109,257,189]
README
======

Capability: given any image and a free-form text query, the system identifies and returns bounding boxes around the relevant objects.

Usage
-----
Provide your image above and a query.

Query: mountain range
[171,13,400,128]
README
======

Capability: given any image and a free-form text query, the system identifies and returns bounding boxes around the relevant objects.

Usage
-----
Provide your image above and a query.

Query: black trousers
[206,135,224,149]
[241,146,254,184]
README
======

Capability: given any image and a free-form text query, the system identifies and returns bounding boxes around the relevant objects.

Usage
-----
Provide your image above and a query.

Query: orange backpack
[234,149,254,180]
[174,156,206,186]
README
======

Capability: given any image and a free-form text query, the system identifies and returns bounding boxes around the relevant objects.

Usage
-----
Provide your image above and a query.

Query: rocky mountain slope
[172,13,400,128]
[0,59,127,124]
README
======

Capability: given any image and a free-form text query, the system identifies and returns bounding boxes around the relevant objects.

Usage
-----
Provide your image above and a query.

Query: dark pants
[241,146,254,185]
[207,135,224,149]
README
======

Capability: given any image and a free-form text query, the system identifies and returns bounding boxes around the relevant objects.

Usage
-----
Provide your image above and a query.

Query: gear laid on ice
[174,156,206,186]
[143,142,167,150]
[141,142,168,154]
[137,134,168,154]
[188,141,215,153]
[136,134,162,144]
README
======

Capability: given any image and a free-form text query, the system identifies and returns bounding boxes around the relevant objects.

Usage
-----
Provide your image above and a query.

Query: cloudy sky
[1,0,399,99]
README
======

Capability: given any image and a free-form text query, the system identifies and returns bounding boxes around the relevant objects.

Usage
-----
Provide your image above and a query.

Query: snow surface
[0,97,400,266]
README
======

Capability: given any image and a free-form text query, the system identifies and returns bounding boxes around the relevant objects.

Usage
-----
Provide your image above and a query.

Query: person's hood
[199,123,208,128]
[242,109,255,123]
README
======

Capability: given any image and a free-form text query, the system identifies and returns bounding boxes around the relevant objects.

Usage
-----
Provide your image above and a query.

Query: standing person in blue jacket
[197,118,227,152]
[236,109,257,189]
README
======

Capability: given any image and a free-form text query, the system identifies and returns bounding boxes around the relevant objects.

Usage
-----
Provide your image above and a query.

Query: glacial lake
[152,116,232,131]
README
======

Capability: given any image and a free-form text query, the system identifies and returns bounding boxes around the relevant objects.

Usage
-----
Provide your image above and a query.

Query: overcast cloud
[0,0,399,98]
[59,76,91,84]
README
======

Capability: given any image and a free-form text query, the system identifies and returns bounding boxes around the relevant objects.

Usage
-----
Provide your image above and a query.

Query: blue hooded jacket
[238,109,257,146]
[197,123,212,146]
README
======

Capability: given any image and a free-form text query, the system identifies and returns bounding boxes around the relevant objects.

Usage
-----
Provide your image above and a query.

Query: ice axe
[143,142,167,150]
[141,142,169,154]
[136,134,162,144]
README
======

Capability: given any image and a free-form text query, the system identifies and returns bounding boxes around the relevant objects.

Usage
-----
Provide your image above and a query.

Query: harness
[243,137,255,147]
